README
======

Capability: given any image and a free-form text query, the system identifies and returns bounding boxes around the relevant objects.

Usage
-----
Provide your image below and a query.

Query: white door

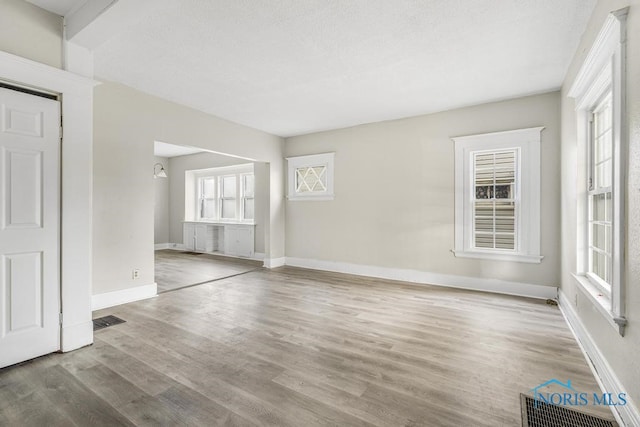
[0,87,61,368]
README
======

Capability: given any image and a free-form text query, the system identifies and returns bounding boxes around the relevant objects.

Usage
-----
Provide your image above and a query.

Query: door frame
[0,50,97,352]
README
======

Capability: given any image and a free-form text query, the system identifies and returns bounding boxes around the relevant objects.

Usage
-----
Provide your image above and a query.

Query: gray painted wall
[93,80,284,295]
[0,0,63,68]
[154,156,170,245]
[285,91,561,288]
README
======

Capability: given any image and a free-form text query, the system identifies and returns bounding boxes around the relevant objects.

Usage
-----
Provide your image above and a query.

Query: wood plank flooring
[154,250,262,292]
[0,267,614,426]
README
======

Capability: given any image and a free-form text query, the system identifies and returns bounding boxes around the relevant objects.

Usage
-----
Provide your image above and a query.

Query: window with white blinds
[473,150,517,251]
[453,127,542,263]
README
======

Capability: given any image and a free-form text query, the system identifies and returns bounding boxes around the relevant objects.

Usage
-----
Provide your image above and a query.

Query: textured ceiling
[84,0,595,137]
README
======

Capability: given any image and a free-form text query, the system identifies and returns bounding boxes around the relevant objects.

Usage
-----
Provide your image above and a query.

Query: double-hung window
[453,127,543,263]
[192,164,254,223]
[568,8,628,335]
[587,92,613,295]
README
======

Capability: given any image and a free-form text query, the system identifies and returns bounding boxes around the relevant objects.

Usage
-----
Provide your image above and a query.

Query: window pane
[221,199,235,219]
[592,193,606,221]
[201,199,215,219]
[202,177,215,198]
[244,174,255,198]
[244,198,254,220]
[222,176,236,198]
[592,224,606,251]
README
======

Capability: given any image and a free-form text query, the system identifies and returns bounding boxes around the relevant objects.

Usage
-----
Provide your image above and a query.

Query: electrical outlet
[132,269,140,279]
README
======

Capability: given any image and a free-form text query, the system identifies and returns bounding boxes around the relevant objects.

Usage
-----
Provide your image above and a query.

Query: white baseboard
[264,257,286,268]
[92,283,157,311]
[61,320,93,352]
[284,257,557,299]
[154,243,172,250]
[559,290,640,426]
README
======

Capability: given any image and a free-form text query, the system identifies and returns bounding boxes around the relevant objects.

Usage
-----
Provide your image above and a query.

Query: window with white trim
[567,8,627,335]
[587,91,613,295]
[453,127,543,263]
[191,164,254,223]
[287,153,335,200]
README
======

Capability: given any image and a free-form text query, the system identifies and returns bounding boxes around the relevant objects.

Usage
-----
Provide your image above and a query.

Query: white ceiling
[39,0,596,137]
[154,141,205,158]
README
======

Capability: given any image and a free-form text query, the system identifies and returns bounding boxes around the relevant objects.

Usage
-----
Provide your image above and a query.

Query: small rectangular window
[199,177,216,220]
[287,153,335,201]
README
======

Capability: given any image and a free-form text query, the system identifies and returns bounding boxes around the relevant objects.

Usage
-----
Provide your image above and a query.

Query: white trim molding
[0,50,98,353]
[154,243,172,250]
[264,257,286,269]
[558,291,640,426]
[567,7,628,334]
[452,127,544,263]
[285,257,557,299]
[92,283,157,311]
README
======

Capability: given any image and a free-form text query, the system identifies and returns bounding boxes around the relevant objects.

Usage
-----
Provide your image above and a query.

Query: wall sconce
[154,162,168,178]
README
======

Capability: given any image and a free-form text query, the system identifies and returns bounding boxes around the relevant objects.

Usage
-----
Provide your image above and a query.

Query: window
[199,177,216,220]
[191,164,254,223]
[453,127,543,263]
[567,8,627,335]
[242,174,255,220]
[587,92,613,295]
[220,175,237,219]
[287,153,335,200]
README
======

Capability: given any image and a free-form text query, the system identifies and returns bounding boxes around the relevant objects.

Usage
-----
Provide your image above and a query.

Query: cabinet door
[183,224,195,250]
[195,224,208,252]
[224,226,254,257]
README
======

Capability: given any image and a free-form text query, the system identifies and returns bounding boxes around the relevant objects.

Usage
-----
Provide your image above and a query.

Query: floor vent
[520,394,617,427]
[93,315,126,331]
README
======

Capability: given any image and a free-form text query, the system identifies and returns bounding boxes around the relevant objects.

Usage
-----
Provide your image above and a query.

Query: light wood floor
[155,250,262,293]
[0,267,614,426]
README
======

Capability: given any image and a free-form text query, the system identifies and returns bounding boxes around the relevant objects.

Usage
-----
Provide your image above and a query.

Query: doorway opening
[153,141,266,293]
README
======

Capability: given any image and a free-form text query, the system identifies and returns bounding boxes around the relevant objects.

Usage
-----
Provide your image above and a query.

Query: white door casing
[0,87,60,368]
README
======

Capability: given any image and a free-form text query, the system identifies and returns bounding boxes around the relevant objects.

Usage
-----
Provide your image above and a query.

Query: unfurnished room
[0,0,639,426]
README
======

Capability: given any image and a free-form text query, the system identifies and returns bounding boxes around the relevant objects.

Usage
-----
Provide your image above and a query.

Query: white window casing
[567,7,628,335]
[189,163,254,223]
[453,127,544,264]
[287,152,335,201]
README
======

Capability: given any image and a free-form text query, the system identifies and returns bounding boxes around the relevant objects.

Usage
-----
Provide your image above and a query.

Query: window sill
[183,220,256,226]
[572,273,626,336]
[451,250,543,264]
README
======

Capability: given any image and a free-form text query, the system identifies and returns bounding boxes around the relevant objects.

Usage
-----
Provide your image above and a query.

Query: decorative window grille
[472,150,518,251]
[295,166,327,193]
[287,153,335,200]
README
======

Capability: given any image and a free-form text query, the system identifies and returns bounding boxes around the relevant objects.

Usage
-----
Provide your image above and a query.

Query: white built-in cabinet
[183,221,254,258]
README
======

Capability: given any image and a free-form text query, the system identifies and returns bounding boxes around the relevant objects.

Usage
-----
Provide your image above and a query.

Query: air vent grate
[93,315,126,331]
[521,394,617,427]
